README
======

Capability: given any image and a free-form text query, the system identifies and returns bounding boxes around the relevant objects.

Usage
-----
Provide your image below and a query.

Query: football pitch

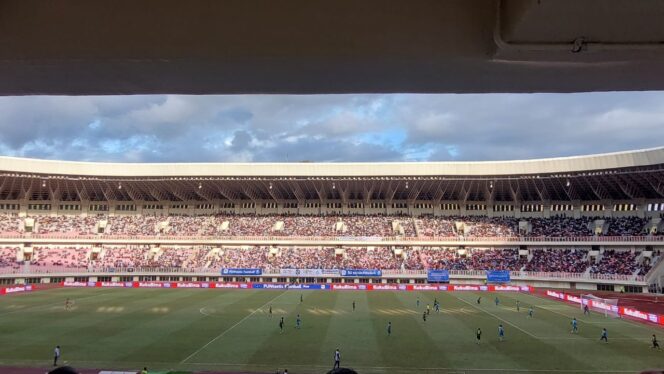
[0,288,662,374]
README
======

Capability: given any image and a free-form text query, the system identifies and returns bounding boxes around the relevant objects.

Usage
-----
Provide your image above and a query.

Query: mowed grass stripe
[182,290,290,364]
[479,292,664,372]
[408,291,527,371]
[1,288,663,373]
[367,291,441,370]
[233,291,342,368]
[315,291,382,369]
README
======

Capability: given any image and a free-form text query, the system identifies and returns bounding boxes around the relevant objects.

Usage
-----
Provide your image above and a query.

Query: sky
[0,92,662,163]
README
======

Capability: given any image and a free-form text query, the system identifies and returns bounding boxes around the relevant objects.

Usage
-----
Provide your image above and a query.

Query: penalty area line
[180,290,288,364]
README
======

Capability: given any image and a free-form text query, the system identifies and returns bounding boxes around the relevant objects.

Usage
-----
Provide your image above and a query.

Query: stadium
[4,1,664,373]
[1,148,664,373]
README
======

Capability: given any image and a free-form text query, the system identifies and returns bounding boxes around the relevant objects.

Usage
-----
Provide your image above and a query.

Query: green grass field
[0,288,662,374]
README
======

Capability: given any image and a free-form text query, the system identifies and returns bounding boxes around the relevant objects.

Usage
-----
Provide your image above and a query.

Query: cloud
[0,92,662,163]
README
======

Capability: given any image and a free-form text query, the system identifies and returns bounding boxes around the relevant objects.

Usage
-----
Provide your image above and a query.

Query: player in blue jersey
[600,328,608,343]
[498,324,505,341]
[571,318,578,333]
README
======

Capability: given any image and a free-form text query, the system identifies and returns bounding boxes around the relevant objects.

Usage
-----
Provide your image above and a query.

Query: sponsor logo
[176,282,201,288]
[222,268,262,276]
[495,286,520,292]
[546,290,565,299]
[623,308,648,320]
[454,285,480,291]
[214,283,240,288]
[414,285,438,291]
[333,284,358,290]
[373,285,398,291]
[567,295,582,304]
[138,282,163,288]
[4,286,27,293]
[63,281,87,287]
[100,282,125,287]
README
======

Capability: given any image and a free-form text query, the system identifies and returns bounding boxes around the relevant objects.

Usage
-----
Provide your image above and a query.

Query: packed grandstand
[0,148,663,293]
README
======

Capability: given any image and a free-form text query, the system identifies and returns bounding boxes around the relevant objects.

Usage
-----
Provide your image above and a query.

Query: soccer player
[495,297,500,306]
[583,304,590,315]
[64,298,72,311]
[600,328,608,343]
[279,317,284,333]
[269,305,272,317]
[426,304,431,315]
[296,314,302,329]
[516,300,520,312]
[527,307,533,318]
[422,311,427,322]
[571,318,578,334]
[352,300,355,311]
[476,328,482,344]
[498,324,505,341]
[387,321,392,336]
[434,302,440,313]
[300,294,303,303]
[53,345,61,366]
[334,348,341,369]
[652,334,660,350]
[416,297,420,308]
[477,296,481,305]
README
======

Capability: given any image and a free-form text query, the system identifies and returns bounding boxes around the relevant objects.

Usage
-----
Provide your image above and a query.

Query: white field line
[452,293,540,339]
[0,358,646,373]
[522,293,659,332]
[180,290,288,363]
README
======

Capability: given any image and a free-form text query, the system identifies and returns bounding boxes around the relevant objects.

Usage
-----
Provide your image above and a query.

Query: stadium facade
[1,148,664,293]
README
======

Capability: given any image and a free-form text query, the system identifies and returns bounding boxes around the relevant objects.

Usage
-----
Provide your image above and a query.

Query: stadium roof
[1,148,664,203]
[2,0,664,95]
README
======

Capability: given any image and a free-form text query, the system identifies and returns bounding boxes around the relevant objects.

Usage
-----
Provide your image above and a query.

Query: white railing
[0,266,646,283]
[0,233,663,243]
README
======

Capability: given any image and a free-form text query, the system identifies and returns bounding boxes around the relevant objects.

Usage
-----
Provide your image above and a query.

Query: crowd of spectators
[0,247,19,268]
[416,247,525,271]
[0,213,654,238]
[529,217,594,237]
[605,217,649,236]
[416,217,455,237]
[34,216,99,236]
[32,246,89,268]
[153,247,204,268]
[0,214,22,234]
[0,245,658,276]
[590,250,640,275]
[524,248,589,273]
[94,246,151,268]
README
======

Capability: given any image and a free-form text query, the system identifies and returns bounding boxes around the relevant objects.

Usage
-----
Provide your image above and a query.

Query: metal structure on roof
[1,148,663,203]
